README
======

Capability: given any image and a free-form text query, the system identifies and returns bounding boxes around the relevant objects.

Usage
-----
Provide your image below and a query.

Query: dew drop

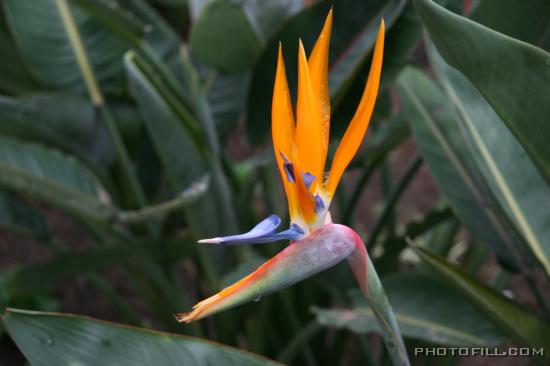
[253,296,262,302]
[32,330,54,347]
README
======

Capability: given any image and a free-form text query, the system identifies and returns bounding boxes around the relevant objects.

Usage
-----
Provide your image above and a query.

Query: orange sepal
[295,40,324,191]
[326,20,385,196]
[293,156,317,224]
[272,44,299,219]
[308,9,333,166]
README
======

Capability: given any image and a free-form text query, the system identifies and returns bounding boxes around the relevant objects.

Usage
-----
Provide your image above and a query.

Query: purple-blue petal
[303,172,316,189]
[207,215,306,245]
[279,151,295,183]
[314,195,325,213]
[215,215,281,244]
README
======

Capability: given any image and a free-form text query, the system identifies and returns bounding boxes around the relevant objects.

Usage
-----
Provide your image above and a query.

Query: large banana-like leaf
[190,0,304,73]
[124,52,237,236]
[413,0,550,185]
[0,137,114,221]
[471,0,550,51]
[428,44,550,275]
[397,68,528,269]
[2,309,281,366]
[0,94,115,167]
[0,6,43,94]
[4,0,127,95]
[314,272,506,346]
[412,245,550,356]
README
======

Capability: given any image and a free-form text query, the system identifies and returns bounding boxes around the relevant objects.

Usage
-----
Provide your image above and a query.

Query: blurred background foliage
[0,0,549,365]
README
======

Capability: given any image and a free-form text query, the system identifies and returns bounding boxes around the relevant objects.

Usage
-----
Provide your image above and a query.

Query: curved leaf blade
[2,308,281,366]
[190,0,262,73]
[314,272,506,346]
[411,245,550,355]
[471,0,550,51]
[397,68,524,269]
[428,44,550,275]
[124,52,237,236]
[4,0,127,95]
[413,0,550,184]
[0,94,115,167]
[0,137,114,221]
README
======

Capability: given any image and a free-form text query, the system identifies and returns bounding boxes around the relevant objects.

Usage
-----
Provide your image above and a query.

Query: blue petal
[279,152,295,183]
[199,215,305,245]
[261,223,305,242]
[314,194,325,213]
[199,214,280,244]
[303,172,316,189]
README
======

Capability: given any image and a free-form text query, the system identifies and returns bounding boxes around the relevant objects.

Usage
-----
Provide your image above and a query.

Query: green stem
[117,176,209,223]
[56,0,154,234]
[343,164,376,226]
[362,253,410,366]
[366,156,423,249]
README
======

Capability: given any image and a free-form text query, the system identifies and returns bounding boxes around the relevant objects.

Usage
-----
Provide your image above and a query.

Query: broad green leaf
[314,272,506,346]
[241,0,304,43]
[0,94,115,167]
[413,0,550,185]
[246,0,406,144]
[397,67,526,270]
[428,44,550,275]
[4,0,127,95]
[0,7,44,94]
[471,0,550,51]
[0,189,49,240]
[125,52,237,236]
[378,1,422,83]
[190,0,262,73]
[190,0,303,73]
[119,0,181,61]
[68,0,181,66]
[2,309,280,366]
[0,137,114,221]
[205,71,251,136]
[412,245,550,355]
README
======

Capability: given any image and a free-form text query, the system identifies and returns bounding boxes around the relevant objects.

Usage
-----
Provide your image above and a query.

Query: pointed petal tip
[298,38,305,51]
[198,238,221,244]
[174,312,193,323]
[326,7,333,22]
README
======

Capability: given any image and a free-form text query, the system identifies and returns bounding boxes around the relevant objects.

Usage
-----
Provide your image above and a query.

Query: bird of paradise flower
[177,10,385,324]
